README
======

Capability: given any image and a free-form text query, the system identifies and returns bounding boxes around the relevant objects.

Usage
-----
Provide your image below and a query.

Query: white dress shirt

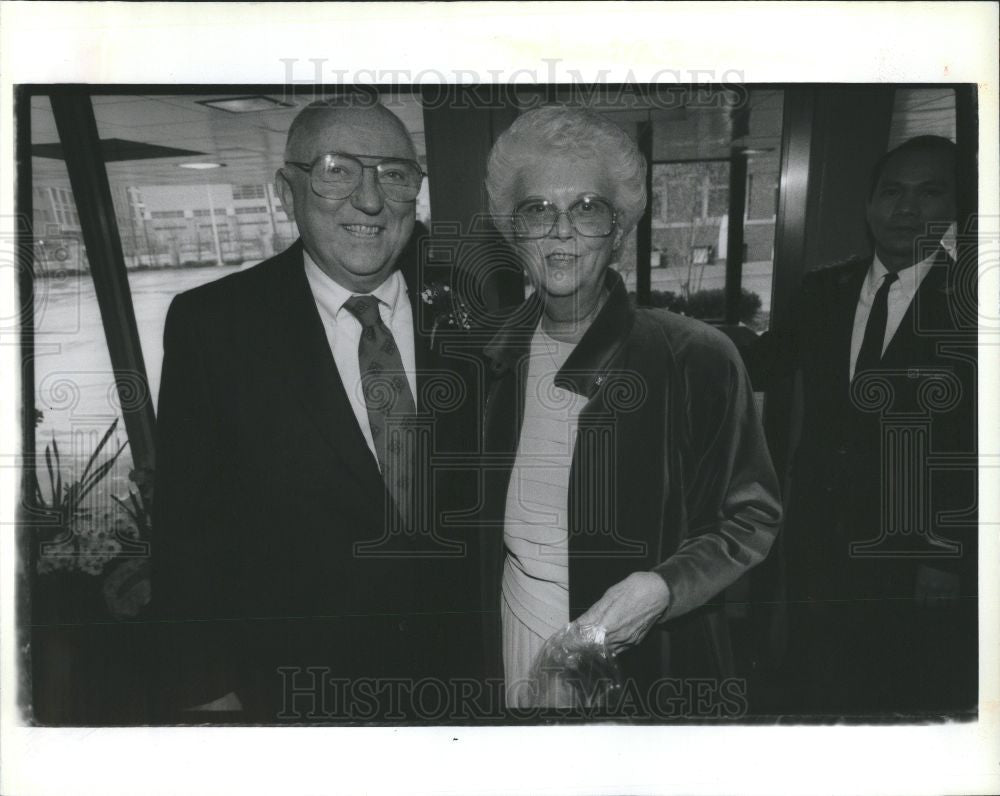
[302,250,417,467]
[848,251,937,381]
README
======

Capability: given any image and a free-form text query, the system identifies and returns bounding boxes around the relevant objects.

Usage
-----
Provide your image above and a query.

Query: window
[646,89,783,330]
[656,161,730,226]
[232,184,266,200]
[235,205,268,215]
[30,96,135,581]
[746,172,778,221]
[150,210,185,220]
[707,183,728,219]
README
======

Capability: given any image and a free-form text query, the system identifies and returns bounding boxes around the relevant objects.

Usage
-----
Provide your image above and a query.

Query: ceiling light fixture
[197,96,295,114]
[178,162,226,170]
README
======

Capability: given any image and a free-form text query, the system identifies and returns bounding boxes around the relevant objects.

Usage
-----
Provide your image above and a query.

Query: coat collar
[882,246,960,363]
[484,268,635,398]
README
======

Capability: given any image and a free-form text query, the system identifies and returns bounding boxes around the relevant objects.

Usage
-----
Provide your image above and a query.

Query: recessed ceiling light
[178,162,225,170]
[197,96,295,114]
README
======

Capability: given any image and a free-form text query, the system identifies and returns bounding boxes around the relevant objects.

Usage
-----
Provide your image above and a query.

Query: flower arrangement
[104,466,153,618]
[35,420,129,576]
[34,420,154,618]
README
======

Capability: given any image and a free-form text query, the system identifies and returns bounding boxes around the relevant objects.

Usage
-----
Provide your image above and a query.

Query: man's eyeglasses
[284,152,426,202]
[511,195,616,239]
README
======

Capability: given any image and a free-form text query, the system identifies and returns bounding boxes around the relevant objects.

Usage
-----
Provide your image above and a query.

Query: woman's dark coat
[477,269,782,695]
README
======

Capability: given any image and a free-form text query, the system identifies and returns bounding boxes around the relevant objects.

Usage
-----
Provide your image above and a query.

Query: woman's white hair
[485,105,647,240]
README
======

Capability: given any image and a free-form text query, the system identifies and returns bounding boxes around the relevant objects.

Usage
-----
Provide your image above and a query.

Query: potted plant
[33,420,129,625]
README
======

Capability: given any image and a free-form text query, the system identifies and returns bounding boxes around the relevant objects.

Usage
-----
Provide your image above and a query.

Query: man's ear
[274,169,296,224]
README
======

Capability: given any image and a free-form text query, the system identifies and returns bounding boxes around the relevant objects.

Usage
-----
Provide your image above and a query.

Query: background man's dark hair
[867,135,957,200]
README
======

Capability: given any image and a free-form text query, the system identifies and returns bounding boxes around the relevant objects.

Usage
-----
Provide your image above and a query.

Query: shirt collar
[868,249,938,301]
[302,248,406,320]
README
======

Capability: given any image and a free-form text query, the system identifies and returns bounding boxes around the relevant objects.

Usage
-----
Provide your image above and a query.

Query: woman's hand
[576,572,671,654]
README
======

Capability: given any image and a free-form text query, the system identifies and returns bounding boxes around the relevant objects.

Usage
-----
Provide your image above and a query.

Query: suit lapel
[882,249,953,366]
[264,243,384,493]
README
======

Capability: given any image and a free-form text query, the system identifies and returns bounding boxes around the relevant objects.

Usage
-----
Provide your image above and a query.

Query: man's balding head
[275,98,418,292]
[284,99,417,163]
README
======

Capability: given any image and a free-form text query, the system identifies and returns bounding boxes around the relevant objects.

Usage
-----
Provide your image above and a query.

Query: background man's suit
[152,235,482,721]
[747,249,977,713]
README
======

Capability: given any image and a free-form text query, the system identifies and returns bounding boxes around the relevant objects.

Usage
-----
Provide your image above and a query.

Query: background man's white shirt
[848,250,937,381]
[303,250,417,467]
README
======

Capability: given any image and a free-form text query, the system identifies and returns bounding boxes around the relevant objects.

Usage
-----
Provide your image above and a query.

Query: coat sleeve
[653,329,783,620]
[151,292,237,714]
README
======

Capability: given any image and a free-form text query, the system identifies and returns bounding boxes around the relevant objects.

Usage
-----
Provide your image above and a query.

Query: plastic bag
[527,622,623,708]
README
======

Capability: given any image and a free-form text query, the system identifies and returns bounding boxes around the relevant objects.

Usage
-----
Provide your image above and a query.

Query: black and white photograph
[1,3,997,795]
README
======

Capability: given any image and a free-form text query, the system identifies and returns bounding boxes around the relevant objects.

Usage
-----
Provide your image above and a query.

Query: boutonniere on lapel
[421,281,472,348]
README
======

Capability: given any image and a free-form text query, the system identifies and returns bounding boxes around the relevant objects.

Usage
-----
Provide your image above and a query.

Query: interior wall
[801,86,896,270]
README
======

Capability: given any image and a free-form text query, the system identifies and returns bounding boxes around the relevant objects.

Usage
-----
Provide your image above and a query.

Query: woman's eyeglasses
[284,152,426,202]
[511,195,616,239]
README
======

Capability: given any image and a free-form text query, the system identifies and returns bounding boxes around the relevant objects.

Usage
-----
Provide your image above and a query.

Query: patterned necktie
[854,271,899,381]
[343,295,417,526]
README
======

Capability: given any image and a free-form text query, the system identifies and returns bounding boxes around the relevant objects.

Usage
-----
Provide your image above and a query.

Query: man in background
[747,136,977,713]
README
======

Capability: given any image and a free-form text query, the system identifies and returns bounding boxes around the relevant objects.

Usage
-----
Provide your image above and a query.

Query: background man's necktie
[344,295,417,528]
[854,271,899,380]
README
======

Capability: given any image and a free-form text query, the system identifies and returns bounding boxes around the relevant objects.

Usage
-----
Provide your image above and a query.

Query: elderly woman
[479,106,782,710]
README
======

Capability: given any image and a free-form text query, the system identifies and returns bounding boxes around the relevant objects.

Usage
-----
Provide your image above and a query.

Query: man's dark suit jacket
[746,249,977,712]
[151,237,484,722]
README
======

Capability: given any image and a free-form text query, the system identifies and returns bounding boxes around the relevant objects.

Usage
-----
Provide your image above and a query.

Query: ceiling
[30,91,427,189]
[888,87,957,147]
[28,87,956,192]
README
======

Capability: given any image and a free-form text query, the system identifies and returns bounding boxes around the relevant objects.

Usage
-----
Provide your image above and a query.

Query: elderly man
[748,135,977,713]
[152,99,481,721]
